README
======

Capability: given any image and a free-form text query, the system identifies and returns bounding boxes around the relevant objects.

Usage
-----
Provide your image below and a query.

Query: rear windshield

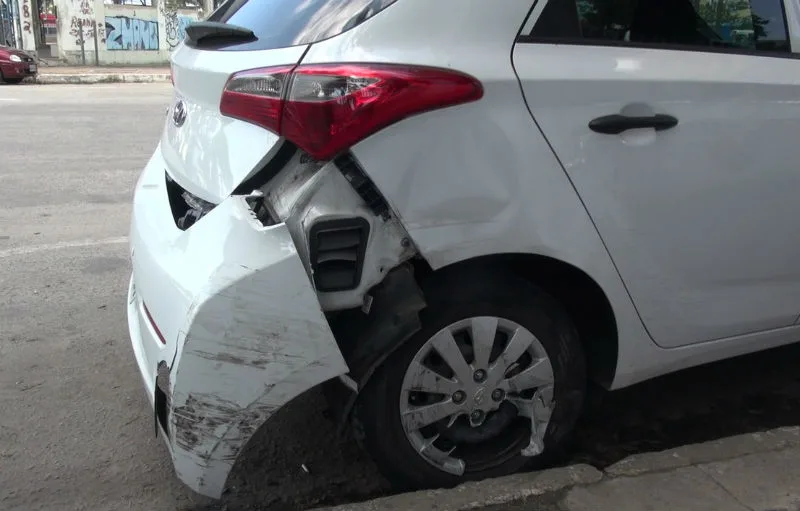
[205,0,398,51]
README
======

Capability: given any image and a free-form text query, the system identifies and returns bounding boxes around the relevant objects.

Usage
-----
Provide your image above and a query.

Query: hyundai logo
[173,99,187,127]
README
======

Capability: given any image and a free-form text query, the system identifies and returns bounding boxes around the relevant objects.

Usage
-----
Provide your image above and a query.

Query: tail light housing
[220,63,483,161]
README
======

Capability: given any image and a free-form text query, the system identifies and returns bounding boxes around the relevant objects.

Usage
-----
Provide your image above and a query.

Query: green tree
[697,0,757,33]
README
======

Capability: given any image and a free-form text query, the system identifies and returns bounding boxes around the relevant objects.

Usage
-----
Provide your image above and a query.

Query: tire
[355,270,587,491]
[1,72,23,84]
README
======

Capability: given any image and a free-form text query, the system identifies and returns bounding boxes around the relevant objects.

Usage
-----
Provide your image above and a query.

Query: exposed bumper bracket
[327,263,427,436]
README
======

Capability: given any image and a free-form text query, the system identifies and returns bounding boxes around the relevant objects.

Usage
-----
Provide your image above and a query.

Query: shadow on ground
[192,342,800,510]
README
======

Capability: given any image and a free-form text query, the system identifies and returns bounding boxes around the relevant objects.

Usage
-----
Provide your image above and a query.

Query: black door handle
[589,114,679,135]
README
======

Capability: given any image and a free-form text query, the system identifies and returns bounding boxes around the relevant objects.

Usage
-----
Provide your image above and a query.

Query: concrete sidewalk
[32,66,170,84]
[317,426,800,511]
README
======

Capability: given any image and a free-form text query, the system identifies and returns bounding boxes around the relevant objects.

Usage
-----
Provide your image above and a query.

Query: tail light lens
[220,63,483,161]
[220,65,294,135]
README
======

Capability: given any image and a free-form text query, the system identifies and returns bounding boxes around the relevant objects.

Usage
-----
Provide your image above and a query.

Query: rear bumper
[127,145,349,498]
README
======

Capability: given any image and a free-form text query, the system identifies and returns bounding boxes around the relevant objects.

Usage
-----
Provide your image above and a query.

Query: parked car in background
[0,45,36,84]
[127,0,800,501]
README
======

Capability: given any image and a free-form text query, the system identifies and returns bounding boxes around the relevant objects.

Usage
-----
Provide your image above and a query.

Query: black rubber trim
[516,0,793,59]
[514,35,797,60]
[334,153,391,220]
[308,217,370,292]
[232,142,297,195]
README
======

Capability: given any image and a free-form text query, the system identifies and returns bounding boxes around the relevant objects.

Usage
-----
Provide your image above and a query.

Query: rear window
[205,0,398,51]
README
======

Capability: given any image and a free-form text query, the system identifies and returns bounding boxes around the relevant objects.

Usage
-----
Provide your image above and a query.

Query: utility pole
[0,4,6,46]
[12,0,23,48]
[93,19,99,65]
[78,17,85,65]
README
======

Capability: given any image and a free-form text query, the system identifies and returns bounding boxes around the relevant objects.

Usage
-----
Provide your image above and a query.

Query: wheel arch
[329,252,619,437]
[412,253,619,390]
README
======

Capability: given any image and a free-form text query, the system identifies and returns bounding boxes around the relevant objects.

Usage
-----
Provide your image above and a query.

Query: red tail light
[220,63,483,161]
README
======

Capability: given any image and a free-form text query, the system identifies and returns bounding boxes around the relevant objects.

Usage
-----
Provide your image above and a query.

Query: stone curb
[604,425,800,477]
[34,73,170,84]
[314,465,602,511]
[311,426,800,511]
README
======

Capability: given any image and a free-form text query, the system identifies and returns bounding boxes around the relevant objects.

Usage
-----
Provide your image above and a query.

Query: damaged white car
[127,0,800,499]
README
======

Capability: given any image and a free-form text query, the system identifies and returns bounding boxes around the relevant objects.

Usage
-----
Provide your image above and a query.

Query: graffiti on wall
[176,15,193,44]
[69,0,103,45]
[21,0,31,33]
[105,16,159,50]
[160,1,196,49]
[69,17,103,45]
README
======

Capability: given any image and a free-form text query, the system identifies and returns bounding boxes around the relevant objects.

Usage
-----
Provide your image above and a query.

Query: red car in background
[0,45,37,84]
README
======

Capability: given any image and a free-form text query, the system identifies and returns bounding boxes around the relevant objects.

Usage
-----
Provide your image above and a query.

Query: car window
[205,0,398,52]
[529,0,790,54]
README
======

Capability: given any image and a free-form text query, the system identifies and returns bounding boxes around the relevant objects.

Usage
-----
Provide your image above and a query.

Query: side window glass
[747,0,791,52]
[530,0,790,54]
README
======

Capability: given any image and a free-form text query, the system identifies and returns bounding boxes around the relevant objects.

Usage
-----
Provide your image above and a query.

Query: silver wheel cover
[399,316,555,475]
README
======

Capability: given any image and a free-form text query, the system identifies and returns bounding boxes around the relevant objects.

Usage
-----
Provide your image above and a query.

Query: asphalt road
[1,83,800,511]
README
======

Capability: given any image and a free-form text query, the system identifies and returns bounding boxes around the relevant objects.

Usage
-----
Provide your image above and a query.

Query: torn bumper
[126,145,349,498]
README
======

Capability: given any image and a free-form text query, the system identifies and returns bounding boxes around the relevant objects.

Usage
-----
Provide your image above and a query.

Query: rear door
[165,0,398,203]
[512,0,800,348]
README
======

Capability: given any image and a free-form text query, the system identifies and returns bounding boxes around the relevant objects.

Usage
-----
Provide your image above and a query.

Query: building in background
[8,0,209,62]
[1,0,20,47]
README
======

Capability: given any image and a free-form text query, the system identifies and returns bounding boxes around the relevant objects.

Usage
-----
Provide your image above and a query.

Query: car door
[512,0,800,348]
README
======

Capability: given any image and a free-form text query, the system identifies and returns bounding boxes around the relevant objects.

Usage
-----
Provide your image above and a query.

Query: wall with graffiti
[18,0,37,50]
[105,13,159,50]
[53,0,204,64]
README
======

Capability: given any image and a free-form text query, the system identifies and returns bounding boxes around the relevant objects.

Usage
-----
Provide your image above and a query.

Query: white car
[127,0,800,499]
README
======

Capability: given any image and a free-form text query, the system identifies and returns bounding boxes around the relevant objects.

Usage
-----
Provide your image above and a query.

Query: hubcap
[399,317,555,475]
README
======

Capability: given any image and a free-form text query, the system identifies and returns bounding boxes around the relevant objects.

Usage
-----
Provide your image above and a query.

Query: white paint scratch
[0,236,128,258]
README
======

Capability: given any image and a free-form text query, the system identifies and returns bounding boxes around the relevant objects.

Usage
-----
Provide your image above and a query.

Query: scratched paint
[105,16,159,51]
[126,191,349,498]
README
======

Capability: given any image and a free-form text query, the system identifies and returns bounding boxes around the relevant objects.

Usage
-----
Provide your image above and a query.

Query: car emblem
[473,387,486,406]
[173,100,187,127]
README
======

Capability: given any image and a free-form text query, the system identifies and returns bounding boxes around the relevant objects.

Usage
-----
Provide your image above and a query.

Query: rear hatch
[164,0,399,204]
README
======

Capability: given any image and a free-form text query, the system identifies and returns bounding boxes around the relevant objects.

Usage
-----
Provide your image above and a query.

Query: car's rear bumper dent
[127,148,350,498]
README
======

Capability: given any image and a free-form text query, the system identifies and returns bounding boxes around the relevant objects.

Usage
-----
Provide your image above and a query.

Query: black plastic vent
[334,154,391,220]
[309,218,370,292]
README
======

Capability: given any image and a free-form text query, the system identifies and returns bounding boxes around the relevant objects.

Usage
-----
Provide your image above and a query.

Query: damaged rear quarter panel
[167,198,348,498]
[261,154,418,312]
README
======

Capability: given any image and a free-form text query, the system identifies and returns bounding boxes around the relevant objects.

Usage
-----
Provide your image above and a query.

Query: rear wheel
[355,271,586,490]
